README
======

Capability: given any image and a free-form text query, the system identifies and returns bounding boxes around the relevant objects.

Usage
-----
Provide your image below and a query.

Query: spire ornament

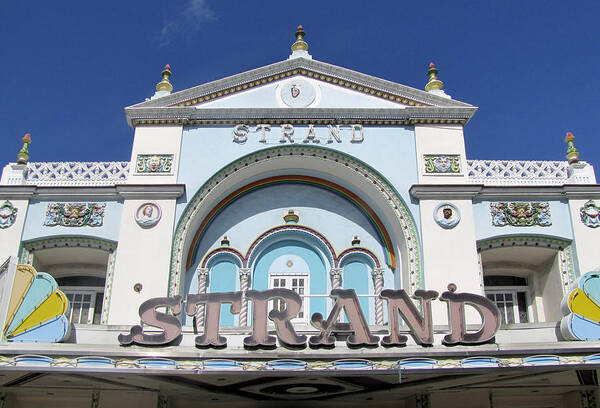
[291,25,308,52]
[16,133,31,165]
[565,132,580,164]
[289,25,312,59]
[156,64,173,93]
[425,62,444,92]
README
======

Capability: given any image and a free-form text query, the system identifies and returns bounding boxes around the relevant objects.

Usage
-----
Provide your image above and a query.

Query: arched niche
[477,234,576,324]
[171,145,421,298]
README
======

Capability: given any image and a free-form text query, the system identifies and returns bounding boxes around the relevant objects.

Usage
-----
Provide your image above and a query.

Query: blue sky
[1,1,598,173]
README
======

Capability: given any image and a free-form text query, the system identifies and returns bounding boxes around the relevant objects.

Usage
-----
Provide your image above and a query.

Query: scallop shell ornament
[3,264,70,342]
[560,271,600,341]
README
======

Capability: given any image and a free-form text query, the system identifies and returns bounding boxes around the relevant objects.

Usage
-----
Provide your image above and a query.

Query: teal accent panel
[6,272,57,335]
[581,272,600,305]
[253,240,327,318]
[343,262,370,323]
[209,261,237,326]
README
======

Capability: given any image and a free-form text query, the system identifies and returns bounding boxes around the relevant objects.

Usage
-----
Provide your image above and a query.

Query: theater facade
[0,27,599,407]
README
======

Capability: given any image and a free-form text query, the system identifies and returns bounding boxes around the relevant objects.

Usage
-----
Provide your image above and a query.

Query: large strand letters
[119,287,501,348]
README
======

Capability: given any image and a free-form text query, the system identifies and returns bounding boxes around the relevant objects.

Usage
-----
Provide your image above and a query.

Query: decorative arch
[476,234,577,294]
[201,247,244,269]
[186,175,394,271]
[337,247,381,269]
[170,145,422,297]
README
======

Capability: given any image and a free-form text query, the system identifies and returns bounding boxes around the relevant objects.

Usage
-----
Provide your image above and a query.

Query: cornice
[0,185,185,200]
[125,106,477,128]
[128,58,472,112]
[410,184,600,200]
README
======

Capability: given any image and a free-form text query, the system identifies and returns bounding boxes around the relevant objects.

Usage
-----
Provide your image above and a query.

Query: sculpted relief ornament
[0,200,17,229]
[433,202,460,229]
[423,154,461,174]
[44,203,106,227]
[580,200,600,228]
[135,202,162,228]
[135,154,173,174]
[490,202,552,227]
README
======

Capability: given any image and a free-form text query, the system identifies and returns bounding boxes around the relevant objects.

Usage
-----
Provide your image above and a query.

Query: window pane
[93,292,103,325]
[517,292,529,323]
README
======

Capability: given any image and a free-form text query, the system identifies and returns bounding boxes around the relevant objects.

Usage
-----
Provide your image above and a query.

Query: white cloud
[158,0,217,47]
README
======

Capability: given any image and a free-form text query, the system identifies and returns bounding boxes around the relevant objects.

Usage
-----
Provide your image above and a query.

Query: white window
[62,287,103,325]
[269,273,309,322]
[484,276,530,325]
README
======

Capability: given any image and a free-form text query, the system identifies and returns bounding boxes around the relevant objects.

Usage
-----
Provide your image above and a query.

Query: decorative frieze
[424,154,461,174]
[580,200,600,228]
[44,202,106,227]
[490,202,551,227]
[0,200,18,229]
[135,154,174,174]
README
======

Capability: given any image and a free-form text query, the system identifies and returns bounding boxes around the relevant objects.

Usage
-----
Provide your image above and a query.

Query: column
[372,268,385,325]
[195,267,209,330]
[330,268,343,290]
[239,268,251,327]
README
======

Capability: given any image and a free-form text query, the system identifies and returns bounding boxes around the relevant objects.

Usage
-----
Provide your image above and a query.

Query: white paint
[127,125,183,185]
[107,198,176,325]
[419,199,482,324]
[568,198,600,273]
[0,199,29,261]
[414,124,468,184]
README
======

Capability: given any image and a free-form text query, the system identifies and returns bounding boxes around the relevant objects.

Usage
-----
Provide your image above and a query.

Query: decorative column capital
[330,268,343,279]
[371,268,385,280]
[196,267,209,277]
[239,268,251,278]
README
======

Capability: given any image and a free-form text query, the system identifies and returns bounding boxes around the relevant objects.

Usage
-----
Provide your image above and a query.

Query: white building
[0,26,599,408]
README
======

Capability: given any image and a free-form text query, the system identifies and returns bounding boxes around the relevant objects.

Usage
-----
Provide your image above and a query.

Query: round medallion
[135,202,162,228]
[434,202,460,229]
[286,260,294,268]
[279,78,316,107]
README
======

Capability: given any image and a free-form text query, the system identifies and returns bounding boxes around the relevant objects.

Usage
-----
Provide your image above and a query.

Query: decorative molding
[44,202,106,227]
[433,202,460,229]
[467,160,569,185]
[135,154,174,174]
[490,202,552,227]
[135,202,161,229]
[127,107,475,128]
[25,162,129,186]
[580,200,600,228]
[424,154,461,174]
[0,200,18,229]
[0,353,599,373]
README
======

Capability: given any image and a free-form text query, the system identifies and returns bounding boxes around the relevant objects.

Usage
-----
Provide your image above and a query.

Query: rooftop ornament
[565,132,580,164]
[289,25,312,59]
[16,133,31,165]
[425,62,444,92]
[156,64,173,93]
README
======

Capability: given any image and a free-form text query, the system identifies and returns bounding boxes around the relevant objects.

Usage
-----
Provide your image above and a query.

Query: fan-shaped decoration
[560,271,600,341]
[3,264,70,342]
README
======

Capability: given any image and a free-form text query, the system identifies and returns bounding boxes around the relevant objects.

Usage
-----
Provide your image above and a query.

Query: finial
[156,64,173,93]
[291,25,309,52]
[16,133,31,165]
[221,236,230,246]
[425,62,444,91]
[565,132,580,164]
[284,209,299,224]
[351,236,361,246]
